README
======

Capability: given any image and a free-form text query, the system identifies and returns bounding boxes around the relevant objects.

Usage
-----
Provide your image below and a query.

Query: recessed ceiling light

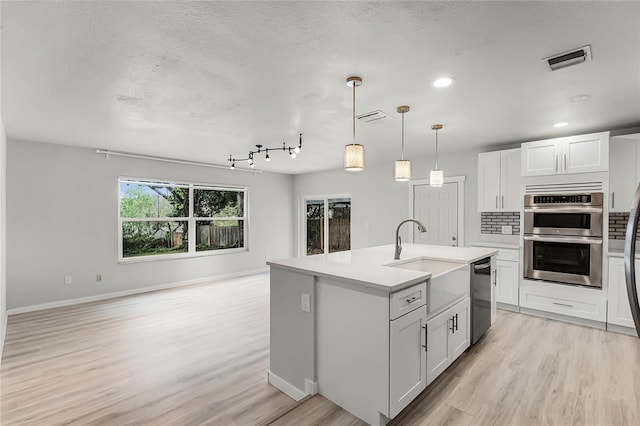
[433,77,454,88]
[571,94,590,102]
[553,122,569,128]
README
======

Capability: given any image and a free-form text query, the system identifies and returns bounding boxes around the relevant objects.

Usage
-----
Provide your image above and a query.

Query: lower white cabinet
[426,297,470,385]
[496,258,519,307]
[389,307,427,418]
[608,257,640,331]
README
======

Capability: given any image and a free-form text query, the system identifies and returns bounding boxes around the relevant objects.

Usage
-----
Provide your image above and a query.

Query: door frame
[408,176,466,246]
[299,193,352,257]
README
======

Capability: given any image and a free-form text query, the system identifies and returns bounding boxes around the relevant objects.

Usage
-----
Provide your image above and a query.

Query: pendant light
[430,124,444,187]
[344,76,364,171]
[394,105,411,181]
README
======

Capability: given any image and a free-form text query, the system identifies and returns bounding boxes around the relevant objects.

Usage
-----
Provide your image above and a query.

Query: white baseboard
[607,322,638,337]
[0,311,7,366]
[7,268,268,315]
[520,307,606,330]
[305,378,318,395]
[497,302,520,313]
[267,370,307,401]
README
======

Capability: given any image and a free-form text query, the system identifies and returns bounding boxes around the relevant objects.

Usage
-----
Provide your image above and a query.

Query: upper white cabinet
[609,133,640,212]
[478,148,521,212]
[521,131,609,177]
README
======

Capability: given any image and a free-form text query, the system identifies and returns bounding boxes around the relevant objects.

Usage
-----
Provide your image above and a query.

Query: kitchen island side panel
[269,267,315,397]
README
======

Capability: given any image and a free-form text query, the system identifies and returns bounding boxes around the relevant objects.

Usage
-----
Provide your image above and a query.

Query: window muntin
[119,179,247,260]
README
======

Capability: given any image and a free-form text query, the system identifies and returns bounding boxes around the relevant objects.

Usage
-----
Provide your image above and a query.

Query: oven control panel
[525,192,603,207]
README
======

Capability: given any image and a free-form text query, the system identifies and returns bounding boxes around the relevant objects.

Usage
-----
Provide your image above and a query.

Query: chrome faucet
[395,219,427,260]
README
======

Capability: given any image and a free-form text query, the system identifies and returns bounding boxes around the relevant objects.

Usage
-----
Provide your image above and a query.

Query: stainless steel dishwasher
[471,258,492,344]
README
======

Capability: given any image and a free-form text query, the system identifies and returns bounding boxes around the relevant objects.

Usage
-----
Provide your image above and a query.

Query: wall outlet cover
[501,225,513,235]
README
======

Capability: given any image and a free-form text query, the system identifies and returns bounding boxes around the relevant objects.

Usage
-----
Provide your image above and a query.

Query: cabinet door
[607,257,640,330]
[500,148,522,211]
[450,298,471,360]
[521,139,561,176]
[426,308,452,385]
[478,151,501,212]
[389,307,427,417]
[609,135,639,212]
[562,132,609,174]
[496,260,519,306]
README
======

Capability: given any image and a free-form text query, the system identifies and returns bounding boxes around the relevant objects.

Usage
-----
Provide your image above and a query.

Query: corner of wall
[0,119,7,363]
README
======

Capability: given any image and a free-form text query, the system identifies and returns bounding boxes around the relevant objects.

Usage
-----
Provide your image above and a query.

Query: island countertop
[267,244,498,292]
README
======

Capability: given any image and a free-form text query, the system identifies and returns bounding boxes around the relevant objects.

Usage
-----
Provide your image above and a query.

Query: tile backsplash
[481,212,520,235]
[609,213,640,240]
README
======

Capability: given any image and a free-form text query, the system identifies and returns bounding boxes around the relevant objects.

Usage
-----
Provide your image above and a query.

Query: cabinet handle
[450,317,455,333]
[454,313,459,331]
[612,192,615,209]
[553,302,574,308]
[501,195,504,209]
[422,324,427,352]
[555,155,559,172]
[564,154,567,171]
[405,296,418,304]
[495,196,498,209]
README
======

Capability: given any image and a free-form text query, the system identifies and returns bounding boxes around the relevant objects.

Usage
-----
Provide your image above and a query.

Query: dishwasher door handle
[474,262,491,271]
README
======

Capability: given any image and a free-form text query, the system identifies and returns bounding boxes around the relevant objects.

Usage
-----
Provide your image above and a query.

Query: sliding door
[304,196,351,255]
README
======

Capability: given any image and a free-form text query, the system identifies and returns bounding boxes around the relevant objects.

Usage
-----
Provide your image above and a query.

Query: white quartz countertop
[267,244,498,292]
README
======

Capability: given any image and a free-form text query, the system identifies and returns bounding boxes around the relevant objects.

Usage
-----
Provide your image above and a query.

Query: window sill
[118,247,249,264]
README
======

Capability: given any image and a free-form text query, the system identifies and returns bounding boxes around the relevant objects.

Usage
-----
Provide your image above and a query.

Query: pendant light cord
[352,82,356,144]
[401,112,405,160]
[435,128,439,170]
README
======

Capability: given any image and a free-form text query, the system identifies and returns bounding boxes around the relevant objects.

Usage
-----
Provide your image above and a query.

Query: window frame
[118,176,249,263]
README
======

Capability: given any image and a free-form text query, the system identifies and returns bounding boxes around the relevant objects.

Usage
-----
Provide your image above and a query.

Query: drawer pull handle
[553,302,574,308]
[405,296,419,304]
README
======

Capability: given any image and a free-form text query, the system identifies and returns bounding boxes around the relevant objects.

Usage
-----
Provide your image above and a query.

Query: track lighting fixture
[227,134,302,170]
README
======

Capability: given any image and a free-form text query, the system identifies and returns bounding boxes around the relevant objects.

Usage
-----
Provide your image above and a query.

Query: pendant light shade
[430,124,444,187]
[394,105,411,181]
[344,76,364,172]
[430,169,444,187]
[395,160,411,181]
[345,144,365,171]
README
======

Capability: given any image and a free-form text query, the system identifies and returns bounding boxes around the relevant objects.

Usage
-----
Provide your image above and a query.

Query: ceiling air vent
[356,110,395,123]
[545,45,592,71]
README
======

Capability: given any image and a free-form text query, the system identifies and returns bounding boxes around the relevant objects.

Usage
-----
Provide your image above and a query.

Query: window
[119,178,247,261]
[304,196,351,255]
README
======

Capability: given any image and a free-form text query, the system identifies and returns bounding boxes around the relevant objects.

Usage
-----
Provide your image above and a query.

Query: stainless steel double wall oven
[523,192,603,288]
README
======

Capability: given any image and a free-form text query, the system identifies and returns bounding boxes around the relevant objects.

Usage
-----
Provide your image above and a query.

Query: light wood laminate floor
[2,273,639,425]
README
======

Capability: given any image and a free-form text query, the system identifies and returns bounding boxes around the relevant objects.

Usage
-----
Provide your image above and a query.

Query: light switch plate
[501,225,513,235]
[301,293,311,313]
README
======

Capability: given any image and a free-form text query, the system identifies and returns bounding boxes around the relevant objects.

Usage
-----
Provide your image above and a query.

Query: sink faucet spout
[395,219,427,260]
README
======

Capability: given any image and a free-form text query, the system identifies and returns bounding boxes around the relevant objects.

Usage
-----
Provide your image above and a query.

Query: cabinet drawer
[390,282,427,320]
[496,249,519,262]
[520,289,606,322]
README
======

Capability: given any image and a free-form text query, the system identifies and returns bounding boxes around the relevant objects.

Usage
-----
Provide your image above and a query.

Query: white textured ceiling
[2,1,639,174]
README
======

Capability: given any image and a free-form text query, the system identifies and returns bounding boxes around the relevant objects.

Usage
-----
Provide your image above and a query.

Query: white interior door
[413,182,459,246]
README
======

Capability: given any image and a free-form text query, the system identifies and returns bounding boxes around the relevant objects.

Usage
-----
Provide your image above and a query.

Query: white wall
[292,150,482,254]
[0,121,7,359]
[6,139,294,310]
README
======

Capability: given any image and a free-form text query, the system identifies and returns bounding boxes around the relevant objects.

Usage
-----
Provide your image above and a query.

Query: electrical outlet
[501,225,513,235]
[301,293,311,313]
[96,274,102,283]
[64,275,72,284]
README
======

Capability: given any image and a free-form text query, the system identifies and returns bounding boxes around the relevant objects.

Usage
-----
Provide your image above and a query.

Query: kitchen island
[267,243,497,425]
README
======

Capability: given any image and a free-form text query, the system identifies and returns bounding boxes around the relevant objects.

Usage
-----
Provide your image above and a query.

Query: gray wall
[292,150,482,254]
[7,139,294,309]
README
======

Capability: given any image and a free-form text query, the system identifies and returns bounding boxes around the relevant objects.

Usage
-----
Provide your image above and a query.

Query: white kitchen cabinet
[496,259,519,308]
[607,257,640,332]
[389,306,427,418]
[426,297,470,385]
[521,131,609,176]
[477,148,521,212]
[609,133,640,212]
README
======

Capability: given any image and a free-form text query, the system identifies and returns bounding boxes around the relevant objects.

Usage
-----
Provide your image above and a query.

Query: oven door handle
[523,235,603,245]
[523,207,603,213]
